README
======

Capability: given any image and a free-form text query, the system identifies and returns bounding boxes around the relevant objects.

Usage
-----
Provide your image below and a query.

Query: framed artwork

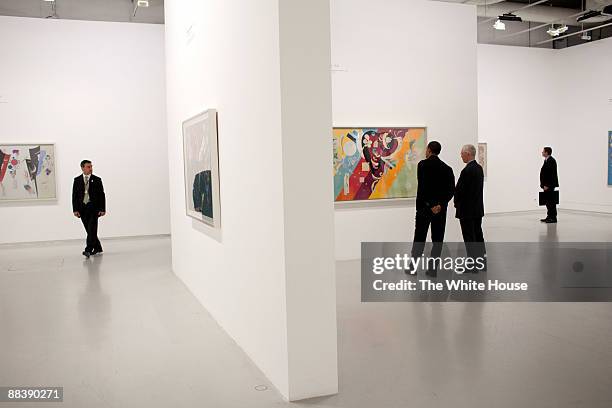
[478,142,487,177]
[608,131,612,186]
[333,127,427,202]
[182,109,221,228]
[0,143,56,202]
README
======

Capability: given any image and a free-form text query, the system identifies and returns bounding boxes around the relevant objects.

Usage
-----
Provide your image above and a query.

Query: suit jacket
[540,156,559,189]
[454,160,484,219]
[415,155,455,215]
[72,174,106,212]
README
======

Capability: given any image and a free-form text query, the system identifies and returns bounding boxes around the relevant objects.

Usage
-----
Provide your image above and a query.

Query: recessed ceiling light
[137,0,149,7]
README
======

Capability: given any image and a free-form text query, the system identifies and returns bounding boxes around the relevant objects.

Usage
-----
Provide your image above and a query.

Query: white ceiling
[0,0,164,24]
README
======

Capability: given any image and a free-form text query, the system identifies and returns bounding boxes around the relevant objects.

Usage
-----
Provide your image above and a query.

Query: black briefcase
[539,190,559,206]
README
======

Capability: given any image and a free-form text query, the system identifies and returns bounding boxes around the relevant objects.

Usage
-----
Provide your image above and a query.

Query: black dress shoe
[82,251,91,258]
[540,218,549,222]
[91,249,103,256]
[425,267,437,278]
[545,219,557,223]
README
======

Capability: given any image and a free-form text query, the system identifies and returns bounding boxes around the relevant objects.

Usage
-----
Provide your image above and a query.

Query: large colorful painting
[608,131,612,186]
[333,127,426,202]
[0,143,56,201]
[182,110,221,228]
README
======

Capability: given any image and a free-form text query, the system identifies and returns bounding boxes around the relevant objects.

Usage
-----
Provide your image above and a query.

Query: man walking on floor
[454,144,486,272]
[407,141,455,277]
[540,146,559,224]
[72,160,106,258]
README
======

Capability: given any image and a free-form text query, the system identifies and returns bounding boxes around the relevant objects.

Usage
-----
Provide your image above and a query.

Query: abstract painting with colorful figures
[333,127,427,201]
[0,144,56,201]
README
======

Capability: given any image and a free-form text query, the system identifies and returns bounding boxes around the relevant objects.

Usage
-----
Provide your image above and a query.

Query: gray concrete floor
[1,210,612,407]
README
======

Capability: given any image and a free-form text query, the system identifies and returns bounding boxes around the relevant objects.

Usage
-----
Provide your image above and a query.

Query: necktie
[83,176,90,204]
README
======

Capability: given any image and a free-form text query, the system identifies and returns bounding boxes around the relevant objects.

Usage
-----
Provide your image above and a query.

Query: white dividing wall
[556,39,612,213]
[164,0,337,401]
[0,16,169,243]
[478,39,612,214]
[331,0,479,260]
[477,44,560,213]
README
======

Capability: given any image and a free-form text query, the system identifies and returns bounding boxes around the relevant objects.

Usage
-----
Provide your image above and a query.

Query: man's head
[80,160,93,175]
[426,141,442,158]
[542,147,552,158]
[461,144,476,163]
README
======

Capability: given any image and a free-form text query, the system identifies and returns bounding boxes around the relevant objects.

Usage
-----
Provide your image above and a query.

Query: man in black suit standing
[540,147,559,223]
[72,160,106,258]
[407,141,455,277]
[454,144,486,271]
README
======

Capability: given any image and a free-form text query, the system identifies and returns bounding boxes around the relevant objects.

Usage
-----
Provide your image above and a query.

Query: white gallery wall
[0,16,169,244]
[331,0,479,260]
[478,39,612,214]
[556,39,612,213]
[164,0,337,401]
[478,44,560,213]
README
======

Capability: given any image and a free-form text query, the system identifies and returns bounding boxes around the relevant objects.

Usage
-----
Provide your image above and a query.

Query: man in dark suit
[454,144,486,272]
[407,141,455,277]
[72,160,106,258]
[540,146,559,223]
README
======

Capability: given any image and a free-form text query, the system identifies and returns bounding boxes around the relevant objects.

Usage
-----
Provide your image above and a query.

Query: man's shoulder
[471,161,484,175]
[461,161,478,176]
[420,156,444,167]
[439,159,452,171]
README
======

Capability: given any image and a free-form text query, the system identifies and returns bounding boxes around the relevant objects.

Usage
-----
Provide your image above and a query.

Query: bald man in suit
[454,144,486,272]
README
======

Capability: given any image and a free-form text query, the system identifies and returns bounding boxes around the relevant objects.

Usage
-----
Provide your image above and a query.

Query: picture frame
[182,110,221,229]
[333,126,427,203]
[0,143,57,202]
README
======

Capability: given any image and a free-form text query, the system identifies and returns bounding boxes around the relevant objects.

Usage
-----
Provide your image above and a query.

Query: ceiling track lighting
[493,12,522,31]
[493,19,506,30]
[498,13,523,22]
[44,0,58,19]
[132,0,149,18]
[547,24,569,37]
[577,10,602,23]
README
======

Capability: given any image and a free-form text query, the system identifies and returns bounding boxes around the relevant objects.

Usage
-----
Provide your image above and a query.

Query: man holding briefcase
[540,147,559,224]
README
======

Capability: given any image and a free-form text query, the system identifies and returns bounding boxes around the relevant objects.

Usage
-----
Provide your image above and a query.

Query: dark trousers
[411,209,447,262]
[80,204,102,252]
[459,217,486,260]
[546,202,557,220]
